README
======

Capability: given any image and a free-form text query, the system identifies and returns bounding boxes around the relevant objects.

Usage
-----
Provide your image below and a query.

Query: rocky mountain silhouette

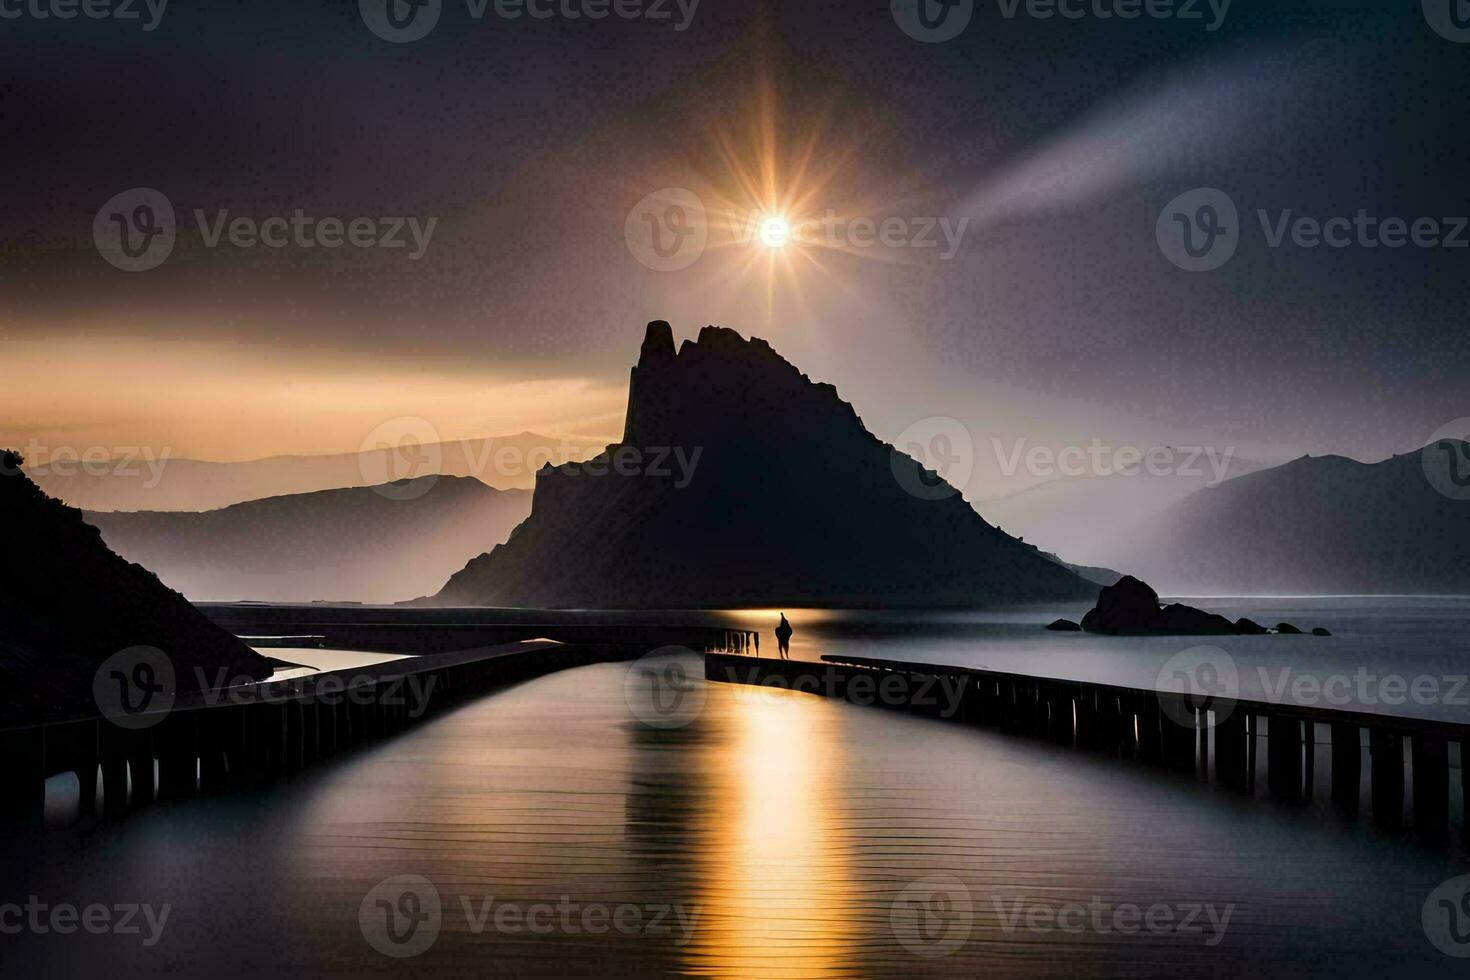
[980,449,1269,572]
[1126,446,1470,594]
[430,322,1099,608]
[86,476,531,604]
[0,450,268,723]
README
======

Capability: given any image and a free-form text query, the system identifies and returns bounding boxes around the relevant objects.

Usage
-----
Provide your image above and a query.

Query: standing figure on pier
[775,613,793,659]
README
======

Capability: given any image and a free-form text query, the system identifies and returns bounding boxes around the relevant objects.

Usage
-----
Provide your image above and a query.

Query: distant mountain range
[86,476,532,604]
[1122,447,1470,595]
[30,431,602,512]
[979,449,1270,571]
[430,322,1098,608]
[0,451,267,724]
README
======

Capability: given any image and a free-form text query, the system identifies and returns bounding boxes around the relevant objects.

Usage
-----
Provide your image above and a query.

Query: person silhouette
[775,613,793,659]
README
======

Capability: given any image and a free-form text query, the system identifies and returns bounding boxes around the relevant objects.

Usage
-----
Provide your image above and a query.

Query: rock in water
[1079,576,1163,634]
[1153,603,1240,635]
[1076,575,1324,636]
[1312,627,1332,636]
[430,322,1097,608]
[1046,618,1082,632]
[1275,622,1304,635]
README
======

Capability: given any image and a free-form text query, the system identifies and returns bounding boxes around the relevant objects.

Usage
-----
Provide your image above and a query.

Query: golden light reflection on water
[685,684,859,978]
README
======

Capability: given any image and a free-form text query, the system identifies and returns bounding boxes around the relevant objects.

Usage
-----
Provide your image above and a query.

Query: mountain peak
[438,320,1095,608]
[638,319,676,366]
[622,321,855,449]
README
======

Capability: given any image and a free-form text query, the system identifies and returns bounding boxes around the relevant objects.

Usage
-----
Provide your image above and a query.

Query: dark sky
[2,0,1468,492]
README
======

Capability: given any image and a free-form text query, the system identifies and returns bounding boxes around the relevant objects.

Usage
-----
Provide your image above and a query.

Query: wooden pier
[0,636,700,825]
[705,651,1470,841]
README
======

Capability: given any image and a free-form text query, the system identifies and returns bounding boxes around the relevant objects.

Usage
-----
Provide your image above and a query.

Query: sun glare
[758,214,791,249]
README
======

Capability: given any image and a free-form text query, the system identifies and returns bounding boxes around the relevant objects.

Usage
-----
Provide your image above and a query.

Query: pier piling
[1330,723,1360,812]
[1370,730,1405,830]
[1412,735,1449,839]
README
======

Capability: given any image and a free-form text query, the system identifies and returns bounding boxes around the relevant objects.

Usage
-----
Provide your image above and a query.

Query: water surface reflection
[4,649,1466,977]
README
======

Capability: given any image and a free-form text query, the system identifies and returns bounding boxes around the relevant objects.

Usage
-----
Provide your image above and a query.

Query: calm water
[6,600,1470,976]
[714,596,1470,722]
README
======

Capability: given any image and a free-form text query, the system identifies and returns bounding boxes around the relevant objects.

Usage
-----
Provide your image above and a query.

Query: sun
[758,214,792,249]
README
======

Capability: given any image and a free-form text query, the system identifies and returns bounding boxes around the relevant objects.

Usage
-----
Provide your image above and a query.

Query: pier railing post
[1158,694,1197,772]
[1330,723,1360,813]
[1213,705,1249,790]
[156,712,199,801]
[1370,729,1405,831]
[1136,695,1163,765]
[99,727,129,821]
[199,707,233,794]
[0,727,45,824]
[1267,714,1305,803]
[124,728,157,807]
[1412,734,1449,839]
